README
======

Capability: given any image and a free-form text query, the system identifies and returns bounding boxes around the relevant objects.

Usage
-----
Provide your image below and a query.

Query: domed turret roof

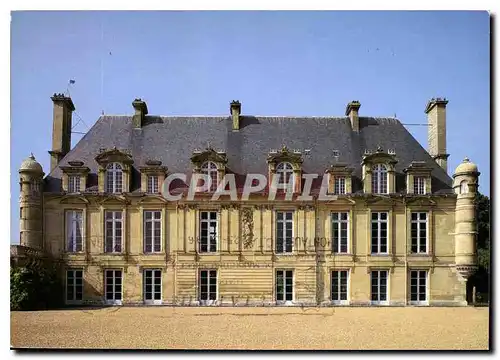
[19,153,43,173]
[454,157,478,175]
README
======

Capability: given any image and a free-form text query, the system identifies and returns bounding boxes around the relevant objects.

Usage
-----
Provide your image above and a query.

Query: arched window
[106,162,123,193]
[460,180,468,194]
[201,161,218,192]
[372,164,388,194]
[276,162,294,190]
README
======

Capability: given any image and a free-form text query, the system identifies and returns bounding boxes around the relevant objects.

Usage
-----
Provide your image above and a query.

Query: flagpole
[100,15,104,115]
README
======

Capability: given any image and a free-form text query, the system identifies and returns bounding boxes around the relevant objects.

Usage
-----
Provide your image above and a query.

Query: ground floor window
[276,269,293,303]
[105,269,122,305]
[331,270,349,304]
[371,270,388,304]
[66,269,83,302]
[199,269,217,304]
[143,269,162,304]
[410,270,428,305]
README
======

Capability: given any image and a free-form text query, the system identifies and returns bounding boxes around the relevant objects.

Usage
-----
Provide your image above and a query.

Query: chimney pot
[49,93,75,171]
[426,97,449,173]
[230,100,242,131]
[132,99,148,128]
[345,100,361,132]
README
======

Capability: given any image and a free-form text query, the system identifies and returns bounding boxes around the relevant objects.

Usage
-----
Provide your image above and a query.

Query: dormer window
[276,162,294,191]
[460,180,468,194]
[147,175,159,193]
[361,148,397,194]
[267,146,303,194]
[372,164,388,194]
[403,161,432,195]
[201,161,218,192]
[106,162,123,194]
[60,160,90,193]
[413,176,426,195]
[95,148,134,193]
[190,147,228,193]
[334,177,346,195]
[68,175,81,193]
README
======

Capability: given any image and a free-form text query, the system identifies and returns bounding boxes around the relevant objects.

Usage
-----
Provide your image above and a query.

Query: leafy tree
[10,260,64,311]
[469,193,490,303]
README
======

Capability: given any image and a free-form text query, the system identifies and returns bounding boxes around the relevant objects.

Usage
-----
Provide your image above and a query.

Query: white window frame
[371,212,389,255]
[410,212,428,254]
[143,269,162,305]
[66,210,84,252]
[200,161,218,192]
[105,211,123,253]
[68,175,81,193]
[275,211,294,254]
[275,269,294,305]
[331,270,350,305]
[276,162,295,192]
[65,269,83,303]
[413,176,426,195]
[372,164,388,194]
[370,270,389,305]
[409,270,428,306]
[460,180,468,194]
[199,211,218,253]
[334,176,346,195]
[106,162,123,194]
[143,210,162,253]
[146,175,159,193]
[104,269,123,305]
[331,212,349,254]
[199,269,217,305]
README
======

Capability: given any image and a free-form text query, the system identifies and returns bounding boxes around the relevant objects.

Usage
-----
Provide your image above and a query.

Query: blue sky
[10,11,490,243]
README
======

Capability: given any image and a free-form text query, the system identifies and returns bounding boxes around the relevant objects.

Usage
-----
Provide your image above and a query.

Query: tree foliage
[469,193,490,302]
[10,260,64,311]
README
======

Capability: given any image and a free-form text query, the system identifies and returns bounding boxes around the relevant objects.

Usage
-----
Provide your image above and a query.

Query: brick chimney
[345,101,361,132]
[49,93,75,172]
[132,98,148,128]
[230,100,241,131]
[425,97,449,173]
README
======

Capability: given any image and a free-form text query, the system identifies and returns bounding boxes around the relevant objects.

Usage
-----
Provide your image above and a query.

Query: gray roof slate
[44,114,453,194]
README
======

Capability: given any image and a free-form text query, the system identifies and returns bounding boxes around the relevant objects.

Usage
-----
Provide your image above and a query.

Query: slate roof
[44,114,454,194]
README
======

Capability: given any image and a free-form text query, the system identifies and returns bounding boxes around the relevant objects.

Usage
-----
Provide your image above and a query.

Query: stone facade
[14,94,480,307]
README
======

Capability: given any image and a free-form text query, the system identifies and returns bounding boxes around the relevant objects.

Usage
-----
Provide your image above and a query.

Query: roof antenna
[100,15,105,115]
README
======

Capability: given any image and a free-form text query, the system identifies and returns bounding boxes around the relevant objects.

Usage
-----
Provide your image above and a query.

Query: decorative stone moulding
[456,265,478,280]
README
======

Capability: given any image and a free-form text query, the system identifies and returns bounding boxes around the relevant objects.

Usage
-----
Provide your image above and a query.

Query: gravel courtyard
[11,306,489,350]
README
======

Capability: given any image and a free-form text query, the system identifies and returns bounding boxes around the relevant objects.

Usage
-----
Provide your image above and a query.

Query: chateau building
[15,94,480,306]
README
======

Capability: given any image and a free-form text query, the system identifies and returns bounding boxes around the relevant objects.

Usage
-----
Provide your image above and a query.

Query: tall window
[411,212,428,254]
[332,212,349,253]
[201,161,218,192]
[371,212,388,254]
[66,210,83,252]
[413,176,426,195]
[105,269,122,305]
[199,269,217,304]
[371,270,388,304]
[460,180,468,194]
[372,164,388,194]
[106,162,123,193]
[105,211,122,253]
[66,269,83,302]
[147,175,159,193]
[143,269,162,304]
[276,211,293,253]
[334,177,346,195]
[410,270,428,305]
[200,211,218,253]
[68,175,81,193]
[276,162,294,191]
[144,211,161,253]
[276,270,293,302]
[331,270,349,304]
